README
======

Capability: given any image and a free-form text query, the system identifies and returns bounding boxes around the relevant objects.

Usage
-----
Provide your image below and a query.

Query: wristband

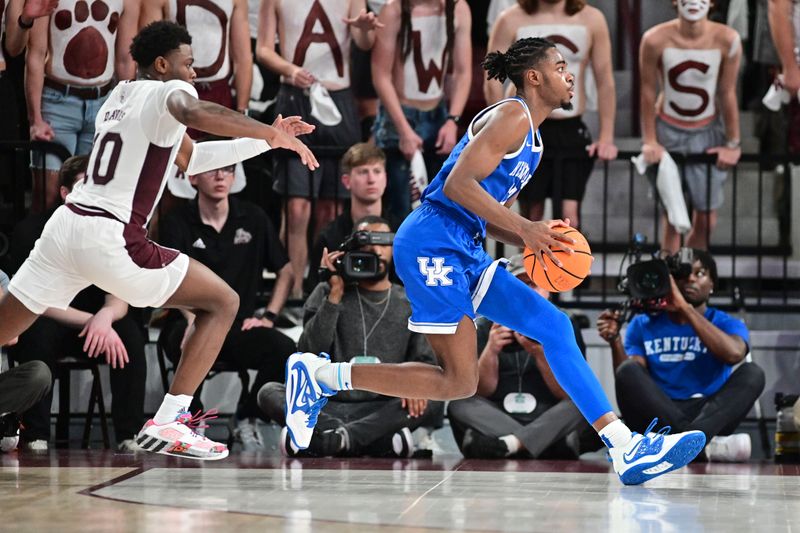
[263,310,278,323]
[725,139,741,149]
[446,114,461,125]
[18,15,34,29]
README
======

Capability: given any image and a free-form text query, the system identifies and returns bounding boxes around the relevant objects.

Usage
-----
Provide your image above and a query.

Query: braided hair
[398,0,456,69]
[483,37,556,89]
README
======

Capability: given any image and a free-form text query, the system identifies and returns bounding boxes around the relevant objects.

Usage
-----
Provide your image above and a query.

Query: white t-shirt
[67,79,198,226]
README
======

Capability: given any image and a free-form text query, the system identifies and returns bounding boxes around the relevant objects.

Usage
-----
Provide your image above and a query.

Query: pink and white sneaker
[135,409,229,461]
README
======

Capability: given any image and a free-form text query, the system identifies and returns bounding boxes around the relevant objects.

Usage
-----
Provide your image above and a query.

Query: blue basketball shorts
[394,203,505,333]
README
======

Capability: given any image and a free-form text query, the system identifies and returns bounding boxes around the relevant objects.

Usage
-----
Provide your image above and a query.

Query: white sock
[500,435,522,456]
[315,362,353,391]
[154,394,193,425]
[598,419,633,449]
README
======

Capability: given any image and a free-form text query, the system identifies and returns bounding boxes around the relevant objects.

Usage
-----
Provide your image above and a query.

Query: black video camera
[319,230,395,283]
[617,233,694,315]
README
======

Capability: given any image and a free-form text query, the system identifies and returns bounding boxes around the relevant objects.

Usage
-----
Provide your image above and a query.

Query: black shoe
[461,429,509,459]
[306,427,347,457]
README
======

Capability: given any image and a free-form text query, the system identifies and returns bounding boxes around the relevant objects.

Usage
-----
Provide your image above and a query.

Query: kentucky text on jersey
[420,96,543,237]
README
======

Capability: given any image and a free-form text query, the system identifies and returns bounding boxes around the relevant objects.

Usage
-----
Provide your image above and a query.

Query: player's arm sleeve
[185,138,272,176]
[297,284,339,354]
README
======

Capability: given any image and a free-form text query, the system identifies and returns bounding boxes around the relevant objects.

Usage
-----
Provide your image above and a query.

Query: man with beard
[597,249,765,462]
[258,216,444,457]
[640,0,743,252]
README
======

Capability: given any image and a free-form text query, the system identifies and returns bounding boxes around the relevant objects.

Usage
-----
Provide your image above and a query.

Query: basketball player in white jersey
[0,21,318,460]
[640,0,742,252]
[26,0,140,210]
[371,0,472,222]
[486,0,617,228]
[768,0,800,154]
[139,0,252,119]
[257,0,383,299]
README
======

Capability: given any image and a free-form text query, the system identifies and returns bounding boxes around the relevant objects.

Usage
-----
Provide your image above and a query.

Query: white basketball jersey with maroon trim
[66,79,198,226]
[661,47,721,124]
[48,0,123,86]
[168,0,233,83]
[280,0,350,87]
[402,15,447,100]
[516,24,588,119]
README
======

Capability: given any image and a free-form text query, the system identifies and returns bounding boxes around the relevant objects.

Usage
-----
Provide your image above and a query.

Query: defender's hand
[520,219,575,270]
[272,114,315,137]
[270,129,319,170]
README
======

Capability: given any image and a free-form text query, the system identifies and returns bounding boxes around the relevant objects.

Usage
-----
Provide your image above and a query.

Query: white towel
[762,75,799,112]
[410,150,428,210]
[632,152,692,235]
[309,82,342,126]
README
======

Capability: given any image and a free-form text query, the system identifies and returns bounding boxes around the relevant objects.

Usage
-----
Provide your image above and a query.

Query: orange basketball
[523,226,592,292]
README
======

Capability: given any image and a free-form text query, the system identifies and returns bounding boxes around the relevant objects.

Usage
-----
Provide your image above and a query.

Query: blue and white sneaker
[285,352,336,450]
[609,418,706,485]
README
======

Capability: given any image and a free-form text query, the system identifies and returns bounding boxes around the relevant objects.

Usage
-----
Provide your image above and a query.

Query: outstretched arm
[167,90,318,169]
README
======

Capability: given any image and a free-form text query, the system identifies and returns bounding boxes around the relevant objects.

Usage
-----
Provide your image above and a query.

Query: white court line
[395,463,465,522]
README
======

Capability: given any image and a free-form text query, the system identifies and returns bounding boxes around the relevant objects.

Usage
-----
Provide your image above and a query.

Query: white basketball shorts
[9,204,189,314]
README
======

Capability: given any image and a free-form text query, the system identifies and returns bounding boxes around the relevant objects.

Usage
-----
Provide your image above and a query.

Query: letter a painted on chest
[293,0,344,77]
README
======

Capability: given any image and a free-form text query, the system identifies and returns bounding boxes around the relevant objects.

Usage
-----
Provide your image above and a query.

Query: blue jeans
[373,101,447,221]
[32,85,109,170]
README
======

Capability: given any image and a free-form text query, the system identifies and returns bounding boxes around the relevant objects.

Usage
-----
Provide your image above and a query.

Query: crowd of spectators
[0,0,796,459]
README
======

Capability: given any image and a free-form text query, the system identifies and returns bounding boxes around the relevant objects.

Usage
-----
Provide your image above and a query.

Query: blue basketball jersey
[420,96,543,237]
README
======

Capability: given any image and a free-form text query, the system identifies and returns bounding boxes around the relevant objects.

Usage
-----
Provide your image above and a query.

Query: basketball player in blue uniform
[286,38,706,485]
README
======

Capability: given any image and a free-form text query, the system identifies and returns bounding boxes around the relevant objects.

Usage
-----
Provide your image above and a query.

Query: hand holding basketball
[523,225,593,292]
[519,219,576,268]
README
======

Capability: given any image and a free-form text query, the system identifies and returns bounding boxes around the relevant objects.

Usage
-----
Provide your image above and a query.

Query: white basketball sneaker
[285,352,336,450]
[609,419,706,485]
[135,409,228,460]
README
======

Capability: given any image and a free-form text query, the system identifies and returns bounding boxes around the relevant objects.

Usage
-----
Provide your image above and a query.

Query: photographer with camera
[258,216,444,457]
[597,249,765,462]
[447,256,589,459]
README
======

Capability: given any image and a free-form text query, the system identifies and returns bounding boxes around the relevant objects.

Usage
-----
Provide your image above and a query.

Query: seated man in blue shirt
[597,249,765,462]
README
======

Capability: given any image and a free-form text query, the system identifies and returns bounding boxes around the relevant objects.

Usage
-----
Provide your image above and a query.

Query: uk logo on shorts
[417,257,453,286]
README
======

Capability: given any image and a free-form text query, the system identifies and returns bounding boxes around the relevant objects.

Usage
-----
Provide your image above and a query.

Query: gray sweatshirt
[299,282,436,401]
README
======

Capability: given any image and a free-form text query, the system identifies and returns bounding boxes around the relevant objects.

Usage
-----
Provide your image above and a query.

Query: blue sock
[476,266,614,424]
